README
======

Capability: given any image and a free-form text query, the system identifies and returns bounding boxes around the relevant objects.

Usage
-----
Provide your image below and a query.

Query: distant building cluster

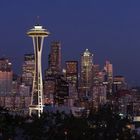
[0,40,140,117]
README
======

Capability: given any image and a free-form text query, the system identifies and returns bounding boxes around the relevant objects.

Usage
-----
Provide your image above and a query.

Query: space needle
[27,24,49,117]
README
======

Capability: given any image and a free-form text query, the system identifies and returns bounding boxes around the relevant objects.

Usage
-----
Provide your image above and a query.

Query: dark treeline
[0,105,139,140]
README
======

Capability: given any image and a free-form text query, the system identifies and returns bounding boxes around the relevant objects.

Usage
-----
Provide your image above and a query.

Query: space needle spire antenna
[27,22,50,117]
[36,16,40,25]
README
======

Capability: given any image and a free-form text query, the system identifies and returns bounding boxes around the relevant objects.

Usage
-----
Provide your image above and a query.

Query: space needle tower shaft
[27,24,49,117]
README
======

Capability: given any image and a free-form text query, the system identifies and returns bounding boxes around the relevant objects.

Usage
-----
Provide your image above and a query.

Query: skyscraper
[80,49,93,97]
[104,61,113,93]
[92,64,100,85]
[65,61,78,90]
[44,75,55,104]
[49,41,61,75]
[113,75,127,92]
[55,75,69,105]
[0,58,13,95]
[104,61,113,81]
[27,24,49,117]
[22,54,35,89]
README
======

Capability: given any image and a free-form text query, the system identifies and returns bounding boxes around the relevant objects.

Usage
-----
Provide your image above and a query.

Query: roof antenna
[36,16,40,26]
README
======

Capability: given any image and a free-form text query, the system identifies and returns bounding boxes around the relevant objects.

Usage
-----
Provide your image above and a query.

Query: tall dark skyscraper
[49,41,61,74]
[65,61,78,90]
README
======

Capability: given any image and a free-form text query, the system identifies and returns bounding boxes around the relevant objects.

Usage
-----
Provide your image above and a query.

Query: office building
[92,64,100,85]
[44,76,55,104]
[113,75,127,92]
[49,41,61,74]
[22,54,34,89]
[65,61,78,90]
[104,61,113,93]
[80,49,93,97]
[0,58,13,95]
[55,75,69,105]
[92,84,107,109]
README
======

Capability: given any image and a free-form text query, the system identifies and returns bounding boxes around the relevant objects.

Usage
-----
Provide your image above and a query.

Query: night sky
[0,0,140,86]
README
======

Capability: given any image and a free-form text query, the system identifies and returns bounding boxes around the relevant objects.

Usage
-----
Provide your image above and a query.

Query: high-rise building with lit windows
[104,61,113,93]
[113,75,127,92]
[65,61,78,90]
[49,41,61,74]
[44,76,55,104]
[80,49,93,96]
[22,54,35,89]
[104,61,113,81]
[92,64,100,85]
[0,58,13,95]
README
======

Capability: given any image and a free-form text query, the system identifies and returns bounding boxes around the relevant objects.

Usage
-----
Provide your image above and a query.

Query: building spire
[36,16,40,26]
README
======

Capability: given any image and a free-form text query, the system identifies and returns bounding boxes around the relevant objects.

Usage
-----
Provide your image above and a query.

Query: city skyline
[0,0,140,86]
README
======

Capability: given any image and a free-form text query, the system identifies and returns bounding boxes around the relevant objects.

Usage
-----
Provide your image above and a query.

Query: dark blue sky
[0,0,140,86]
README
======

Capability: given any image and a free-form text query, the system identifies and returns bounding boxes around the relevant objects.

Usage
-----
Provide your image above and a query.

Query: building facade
[22,54,35,89]
[0,58,13,96]
[49,41,61,75]
[80,49,93,97]
[65,61,78,90]
[104,61,113,94]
